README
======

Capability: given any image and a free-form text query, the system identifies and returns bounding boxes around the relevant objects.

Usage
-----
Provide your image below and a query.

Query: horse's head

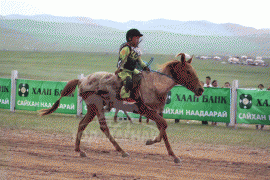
[162,53,204,96]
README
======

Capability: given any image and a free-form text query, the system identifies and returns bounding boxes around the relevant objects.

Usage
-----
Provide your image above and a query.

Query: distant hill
[4,14,270,36]
[1,14,270,56]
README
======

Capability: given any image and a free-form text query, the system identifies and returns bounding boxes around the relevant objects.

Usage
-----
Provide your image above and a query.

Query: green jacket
[117,45,147,73]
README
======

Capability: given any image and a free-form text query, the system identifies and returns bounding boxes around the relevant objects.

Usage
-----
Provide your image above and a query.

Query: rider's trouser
[118,69,140,98]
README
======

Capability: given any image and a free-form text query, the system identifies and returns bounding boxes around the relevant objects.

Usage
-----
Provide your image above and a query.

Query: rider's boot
[120,76,132,99]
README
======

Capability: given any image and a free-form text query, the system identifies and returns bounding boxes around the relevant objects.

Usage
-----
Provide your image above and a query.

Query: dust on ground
[0,128,269,180]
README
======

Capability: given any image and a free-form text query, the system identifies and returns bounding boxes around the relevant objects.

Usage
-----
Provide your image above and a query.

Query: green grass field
[0,50,269,88]
[0,109,269,149]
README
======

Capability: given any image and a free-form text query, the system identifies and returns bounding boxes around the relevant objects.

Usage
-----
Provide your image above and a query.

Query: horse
[39,53,204,163]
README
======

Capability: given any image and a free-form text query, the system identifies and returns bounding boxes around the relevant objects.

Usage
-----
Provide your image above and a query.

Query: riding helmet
[126,29,143,42]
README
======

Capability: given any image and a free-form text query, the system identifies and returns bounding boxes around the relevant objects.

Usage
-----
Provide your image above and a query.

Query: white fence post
[77,74,84,117]
[10,70,18,113]
[230,80,238,127]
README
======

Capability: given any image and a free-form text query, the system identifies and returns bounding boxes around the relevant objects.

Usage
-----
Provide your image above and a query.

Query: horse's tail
[39,79,79,116]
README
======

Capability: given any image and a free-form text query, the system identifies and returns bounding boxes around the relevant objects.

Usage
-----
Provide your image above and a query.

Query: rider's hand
[143,66,150,72]
[115,69,122,75]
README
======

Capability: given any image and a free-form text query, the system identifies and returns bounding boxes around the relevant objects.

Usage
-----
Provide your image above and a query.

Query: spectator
[267,86,270,91]
[258,84,265,91]
[212,80,218,88]
[222,82,231,127]
[256,84,265,130]
[202,76,212,125]
[204,76,213,87]
[223,82,231,88]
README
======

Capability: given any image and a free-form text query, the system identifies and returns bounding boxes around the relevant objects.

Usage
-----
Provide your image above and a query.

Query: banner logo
[166,91,171,104]
[239,94,252,109]
[18,83,29,97]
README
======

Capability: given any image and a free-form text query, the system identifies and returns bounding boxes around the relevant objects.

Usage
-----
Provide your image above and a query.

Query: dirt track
[0,128,269,180]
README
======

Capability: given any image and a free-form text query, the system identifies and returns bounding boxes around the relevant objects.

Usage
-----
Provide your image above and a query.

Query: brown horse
[39,53,204,163]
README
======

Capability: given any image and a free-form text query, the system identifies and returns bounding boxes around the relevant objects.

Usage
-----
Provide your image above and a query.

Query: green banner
[237,89,270,125]
[0,78,11,109]
[83,86,230,122]
[162,86,230,122]
[16,79,77,114]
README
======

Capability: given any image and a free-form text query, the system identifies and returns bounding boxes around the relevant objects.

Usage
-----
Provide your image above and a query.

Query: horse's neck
[140,71,175,106]
[156,68,176,92]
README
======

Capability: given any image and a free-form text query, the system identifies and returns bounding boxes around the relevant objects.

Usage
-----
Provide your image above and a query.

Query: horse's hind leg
[124,110,132,123]
[75,104,97,157]
[97,111,129,158]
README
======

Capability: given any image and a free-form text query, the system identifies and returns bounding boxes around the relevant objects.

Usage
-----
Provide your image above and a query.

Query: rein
[150,70,175,80]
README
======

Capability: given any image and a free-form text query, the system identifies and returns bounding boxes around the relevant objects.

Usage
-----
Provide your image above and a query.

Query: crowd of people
[201,76,231,89]
[258,84,270,91]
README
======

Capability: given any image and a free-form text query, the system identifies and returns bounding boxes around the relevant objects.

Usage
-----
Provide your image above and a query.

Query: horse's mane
[158,53,189,71]
[158,60,181,71]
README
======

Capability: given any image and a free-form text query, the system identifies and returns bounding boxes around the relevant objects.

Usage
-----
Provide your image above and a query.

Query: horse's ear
[181,54,186,66]
[175,53,183,58]
[175,53,186,66]
[187,55,194,64]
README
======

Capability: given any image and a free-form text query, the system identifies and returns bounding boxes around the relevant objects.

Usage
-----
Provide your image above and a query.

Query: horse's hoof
[174,157,181,163]
[146,139,154,145]
[80,151,87,157]
[122,152,130,158]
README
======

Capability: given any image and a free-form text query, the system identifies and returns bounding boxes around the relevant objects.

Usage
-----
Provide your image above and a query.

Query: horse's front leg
[97,109,129,158]
[162,129,180,163]
[123,110,133,123]
[142,106,180,163]
[145,117,165,145]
